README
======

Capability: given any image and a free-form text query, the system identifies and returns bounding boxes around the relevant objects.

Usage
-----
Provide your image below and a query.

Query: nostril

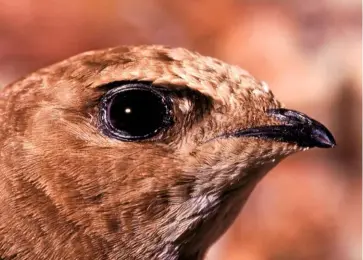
[267,108,306,124]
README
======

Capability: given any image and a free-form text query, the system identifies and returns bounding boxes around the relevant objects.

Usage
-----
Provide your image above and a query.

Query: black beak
[229,109,336,148]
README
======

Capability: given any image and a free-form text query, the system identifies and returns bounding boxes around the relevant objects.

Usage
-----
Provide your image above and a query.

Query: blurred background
[0,0,361,259]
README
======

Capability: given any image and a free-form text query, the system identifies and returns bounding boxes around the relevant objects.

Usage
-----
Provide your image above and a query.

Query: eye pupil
[101,84,172,141]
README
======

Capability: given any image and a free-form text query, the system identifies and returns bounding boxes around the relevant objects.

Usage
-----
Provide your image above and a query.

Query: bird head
[0,45,335,259]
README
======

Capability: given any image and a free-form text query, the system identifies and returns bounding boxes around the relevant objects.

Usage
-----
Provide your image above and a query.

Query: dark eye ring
[99,83,173,141]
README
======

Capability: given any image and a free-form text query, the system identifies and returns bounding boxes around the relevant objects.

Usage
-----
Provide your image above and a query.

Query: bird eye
[99,83,173,141]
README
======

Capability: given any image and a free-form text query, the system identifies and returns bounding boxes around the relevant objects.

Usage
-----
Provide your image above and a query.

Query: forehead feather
[53,45,275,104]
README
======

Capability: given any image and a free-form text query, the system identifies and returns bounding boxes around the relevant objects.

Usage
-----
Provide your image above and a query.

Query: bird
[0,45,336,260]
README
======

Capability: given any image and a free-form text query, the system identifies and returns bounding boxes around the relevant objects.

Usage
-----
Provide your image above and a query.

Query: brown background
[0,0,361,259]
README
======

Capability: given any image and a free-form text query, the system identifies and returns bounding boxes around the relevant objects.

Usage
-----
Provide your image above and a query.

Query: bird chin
[177,160,281,259]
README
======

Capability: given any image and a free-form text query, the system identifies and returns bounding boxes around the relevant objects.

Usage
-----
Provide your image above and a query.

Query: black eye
[100,83,173,141]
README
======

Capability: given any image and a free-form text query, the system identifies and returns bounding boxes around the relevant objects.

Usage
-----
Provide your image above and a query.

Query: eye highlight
[99,83,173,141]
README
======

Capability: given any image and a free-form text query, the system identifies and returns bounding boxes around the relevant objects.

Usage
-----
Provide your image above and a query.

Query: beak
[226,108,336,148]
